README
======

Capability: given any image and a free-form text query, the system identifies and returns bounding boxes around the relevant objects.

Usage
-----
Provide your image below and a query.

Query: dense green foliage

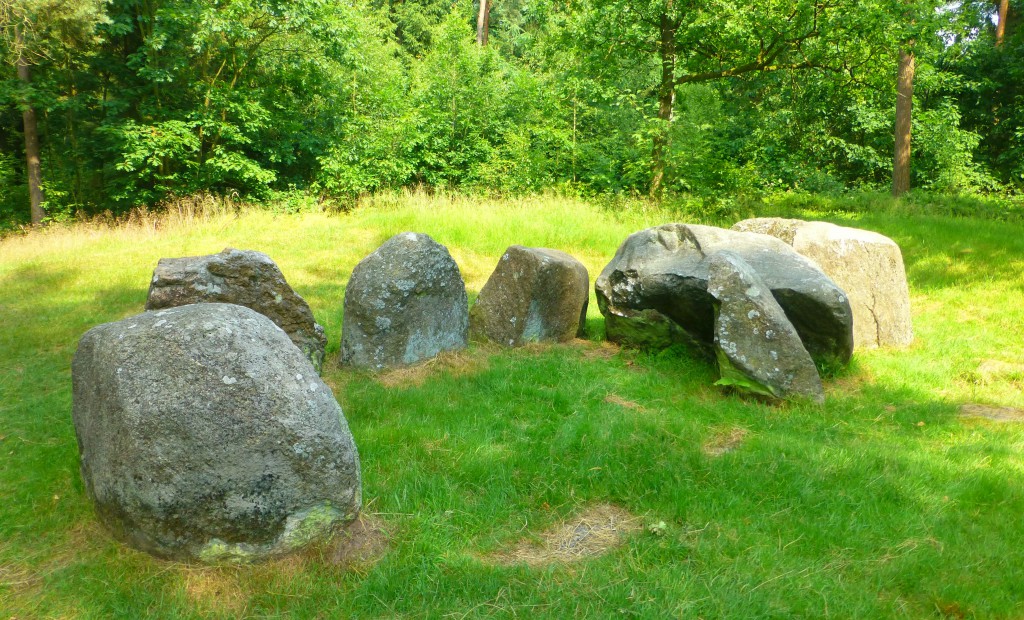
[2,194,1024,617]
[1,0,1022,225]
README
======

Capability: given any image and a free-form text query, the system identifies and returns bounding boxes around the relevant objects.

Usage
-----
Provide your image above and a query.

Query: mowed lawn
[2,194,1023,619]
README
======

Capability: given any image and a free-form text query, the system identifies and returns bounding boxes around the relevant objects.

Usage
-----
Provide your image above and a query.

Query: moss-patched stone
[72,303,361,563]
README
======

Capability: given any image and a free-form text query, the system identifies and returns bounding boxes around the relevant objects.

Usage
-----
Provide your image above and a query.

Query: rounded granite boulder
[72,303,361,562]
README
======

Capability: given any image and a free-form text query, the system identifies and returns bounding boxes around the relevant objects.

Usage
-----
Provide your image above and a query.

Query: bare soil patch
[326,513,390,571]
[604,393,645,412]
[373,348,491,389]
[488,504,642,567]
[703,427,750,457]
[959,403,1024,422]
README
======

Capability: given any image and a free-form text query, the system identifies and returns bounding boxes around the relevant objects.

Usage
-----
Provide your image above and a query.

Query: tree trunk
[15,28,45,225]
[476,0,490,46]
[996,0,1009,46]
[892,48,914,197]
[650,12,677,197]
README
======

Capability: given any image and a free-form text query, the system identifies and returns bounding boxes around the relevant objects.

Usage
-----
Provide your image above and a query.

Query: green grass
[2,192,1024,618]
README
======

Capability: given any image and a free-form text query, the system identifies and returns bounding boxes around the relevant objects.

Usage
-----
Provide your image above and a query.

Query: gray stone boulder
[470,246,589,346]
[72,303,361,562]
[732,217,913,350]
[341,232,468,370]
[145,248,326,372]
[707,251,824,403]
[595,223,853,367]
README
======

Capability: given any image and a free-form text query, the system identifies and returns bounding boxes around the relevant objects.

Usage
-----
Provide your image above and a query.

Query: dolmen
[341,232,469,370]
[146,248,327,373]
[596,223,854,403]
[732,218,913,350]
[471,245,589,346]
[72,303,361,562]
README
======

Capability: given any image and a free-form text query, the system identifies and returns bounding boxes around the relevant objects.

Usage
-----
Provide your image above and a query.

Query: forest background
[0,0,1021,228]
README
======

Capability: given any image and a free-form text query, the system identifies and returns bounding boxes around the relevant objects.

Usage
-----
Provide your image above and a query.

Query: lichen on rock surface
[341,232,468,370]
[72,303,361,562]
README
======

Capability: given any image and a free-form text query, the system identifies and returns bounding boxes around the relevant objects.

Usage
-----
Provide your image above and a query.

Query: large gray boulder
[707,252,824,403]
[732,217,913,350]
[145,248,326,372]
[341,232,468,370]
[595,223,853,368]
[470,246,589,346]
[72,303,361,562]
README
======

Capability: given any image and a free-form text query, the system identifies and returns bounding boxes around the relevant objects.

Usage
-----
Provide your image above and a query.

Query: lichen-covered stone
[732,217,913,350]
[595,223,853,368]
[707,251,824,403]
[341,232,468,370]
[145,248,326,372]
[470,246,589,346]
[72,303,361,562]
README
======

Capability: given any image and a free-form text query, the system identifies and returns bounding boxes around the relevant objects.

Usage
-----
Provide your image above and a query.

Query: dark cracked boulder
[732,217,913,351]
[145,248,326,373]
[341,232,468,370]
[595,223,853,367]
[707,251,824,403]
[72,303,361,562]
[470,246,589,346]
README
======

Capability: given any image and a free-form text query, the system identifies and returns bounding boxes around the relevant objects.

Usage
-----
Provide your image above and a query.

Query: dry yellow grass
[486,504,642,567]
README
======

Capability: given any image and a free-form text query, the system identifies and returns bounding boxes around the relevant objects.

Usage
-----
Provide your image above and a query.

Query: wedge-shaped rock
[146,248,326,372]
[471,246,589,346]
[595,223,853,367]
[341,232,468,370]
[732,217,913,350]
[72,303,361,562]
[707,252,824,403]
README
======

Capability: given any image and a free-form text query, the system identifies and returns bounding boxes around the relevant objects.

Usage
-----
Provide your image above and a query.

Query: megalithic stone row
[145,248,327,372]
[471,245,589,346]
[341,232,469,370]
[72,303,361,562]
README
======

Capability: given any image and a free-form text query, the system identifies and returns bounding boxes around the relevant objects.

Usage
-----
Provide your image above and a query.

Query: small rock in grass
[341,232,468,370]
[471,245,589,346]
[707,251,824,403]
[72,303,361,562]
[146,248,327,372]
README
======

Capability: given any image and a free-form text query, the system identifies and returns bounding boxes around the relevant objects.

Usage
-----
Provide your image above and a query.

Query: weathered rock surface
[595,223,854,367]
[470,246,589,346]
[707,251,824,403]
[72,303,361,562]
[145,248,326,372]
[732,217,913,350]
[341,232,468,370]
